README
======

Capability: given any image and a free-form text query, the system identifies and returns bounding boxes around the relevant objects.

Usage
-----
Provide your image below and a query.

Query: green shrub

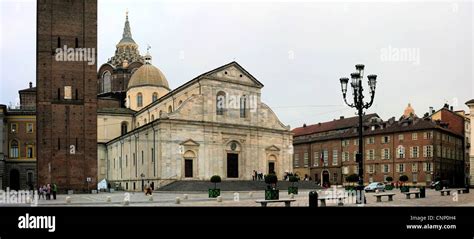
[288,186,298,195]
[399,175,409,184]
[210,175,221,189]
[289,175,299,187]
[346,174,359,184]
[289,175,300,183]
[265,174,278,185]
[345,186,356,191]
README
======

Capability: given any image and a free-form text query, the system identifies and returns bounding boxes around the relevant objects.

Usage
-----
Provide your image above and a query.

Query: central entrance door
[268,162,275,174]
[227,153,239,178]
[184,159,193,178]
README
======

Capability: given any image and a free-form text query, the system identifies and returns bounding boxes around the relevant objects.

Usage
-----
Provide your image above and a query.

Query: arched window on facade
[240,95,247,118]
[168,105,172,113]
[102,71,111,93]
[216,91,226,115]
[137,93,143,107]
[152,92,158,102]
[151,115,155,121]
[121,122,128,135]
[179,100,183,106]
[10,140,19,158]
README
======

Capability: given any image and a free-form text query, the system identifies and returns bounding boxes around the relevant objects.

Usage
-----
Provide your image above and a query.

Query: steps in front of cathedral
[157,180,322,192]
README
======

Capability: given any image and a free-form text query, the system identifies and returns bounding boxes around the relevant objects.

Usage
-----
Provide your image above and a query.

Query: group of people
[283,172,312,181]
[283,172,298,181]
[38,184,58,200]
[252,170,265,181]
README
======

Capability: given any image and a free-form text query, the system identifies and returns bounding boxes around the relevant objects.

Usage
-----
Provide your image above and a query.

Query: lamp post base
[356,186,366,205]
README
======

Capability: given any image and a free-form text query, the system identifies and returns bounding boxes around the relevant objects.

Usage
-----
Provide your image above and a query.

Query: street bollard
[420,187,426,198]
[248,192,253,198]
[183,194,188,200]
[66,196,71,204]
[309,191,318,208]
[123,199,130,206]
[217,196,222,202]
[148,195,153,201]
[175,197,181,204]
[289,193,294,199]
[106,196,111,203]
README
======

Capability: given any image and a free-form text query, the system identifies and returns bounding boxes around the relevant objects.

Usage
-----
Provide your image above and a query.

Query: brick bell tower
[37,0,97,192]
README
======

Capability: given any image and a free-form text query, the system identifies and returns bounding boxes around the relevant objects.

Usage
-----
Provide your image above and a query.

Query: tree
[210,175,221,189]
[345,174,359,185]
[289,175,300,187]
[399,175,409,186]
[386,176,393,183]
[264,174,278,189]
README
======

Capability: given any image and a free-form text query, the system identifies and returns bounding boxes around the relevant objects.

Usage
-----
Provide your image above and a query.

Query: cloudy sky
[0,0,472,128]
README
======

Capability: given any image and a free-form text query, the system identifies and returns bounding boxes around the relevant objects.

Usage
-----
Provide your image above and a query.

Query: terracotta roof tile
[292,113,379,136]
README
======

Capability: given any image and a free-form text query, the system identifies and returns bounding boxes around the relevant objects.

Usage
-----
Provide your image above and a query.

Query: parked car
[364,182,385,192]
[430,180,450,190]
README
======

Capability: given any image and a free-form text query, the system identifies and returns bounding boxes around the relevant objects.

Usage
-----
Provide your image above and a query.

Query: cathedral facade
[97,14,293,190]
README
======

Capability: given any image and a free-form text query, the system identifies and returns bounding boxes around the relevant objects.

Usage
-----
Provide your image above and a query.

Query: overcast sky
[0,0,472,128]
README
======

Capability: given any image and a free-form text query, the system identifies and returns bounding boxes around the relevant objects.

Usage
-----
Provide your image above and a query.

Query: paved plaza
[2,187,474,207]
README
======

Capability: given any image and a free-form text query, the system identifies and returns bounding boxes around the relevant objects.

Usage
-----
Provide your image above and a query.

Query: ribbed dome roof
[128,63,169,89]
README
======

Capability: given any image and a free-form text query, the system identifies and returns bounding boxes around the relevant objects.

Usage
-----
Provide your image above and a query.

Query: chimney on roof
[29,82,32,88]
[450,106,453,111]
[318,122,321,126]
[303,123,307,128]
[443,103,449,109]
[340,116,344,120]
[429,106,434,114]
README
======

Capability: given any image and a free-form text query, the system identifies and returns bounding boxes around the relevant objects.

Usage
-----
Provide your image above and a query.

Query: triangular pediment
[265,145,280,151]
[204,61,264,88]
[179,139,200,146]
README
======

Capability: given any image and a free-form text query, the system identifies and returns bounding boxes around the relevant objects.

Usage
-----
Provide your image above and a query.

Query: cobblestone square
[3,187,473,207]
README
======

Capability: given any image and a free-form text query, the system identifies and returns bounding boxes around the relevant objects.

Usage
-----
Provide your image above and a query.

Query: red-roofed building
[292,107,465,187]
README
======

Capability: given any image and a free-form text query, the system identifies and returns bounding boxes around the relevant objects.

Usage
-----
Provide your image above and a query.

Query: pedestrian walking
[46,184,51,200]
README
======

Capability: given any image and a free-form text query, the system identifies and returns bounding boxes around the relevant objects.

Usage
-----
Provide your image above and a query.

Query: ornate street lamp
[339,64,377,204]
